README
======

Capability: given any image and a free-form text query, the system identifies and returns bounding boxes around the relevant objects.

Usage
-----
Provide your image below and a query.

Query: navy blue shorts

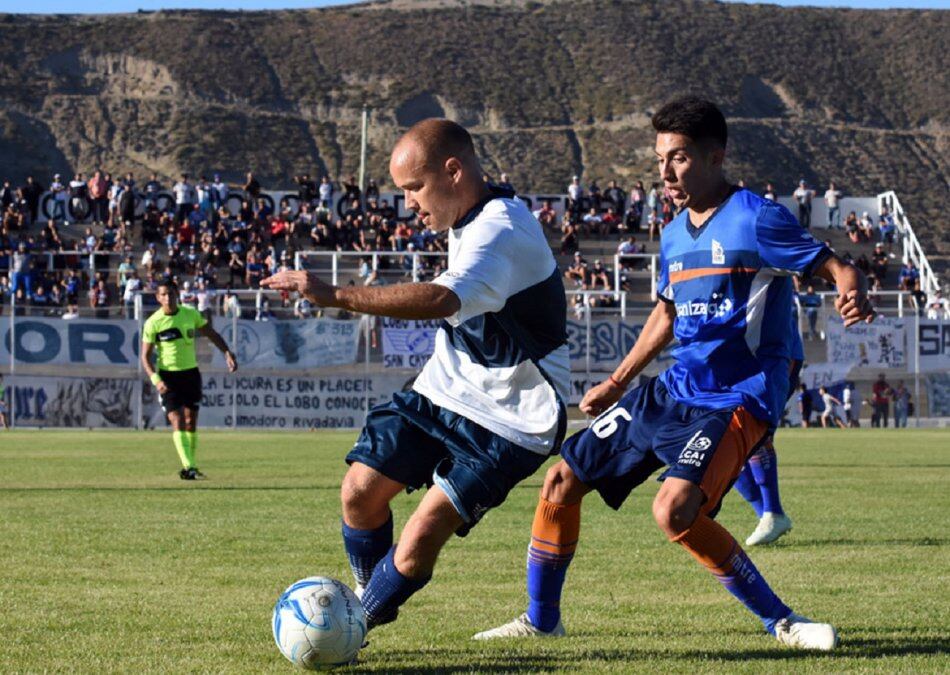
[563,377,767,514]
[346,391,550,536]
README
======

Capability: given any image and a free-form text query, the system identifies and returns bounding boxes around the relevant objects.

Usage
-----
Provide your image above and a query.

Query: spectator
[244,172,261,203]
[842,382,856,427]
[88,170,108,224]
[62,269,81,316]
[589,259,611,290]
[69,173,87,223]
[22,175,43,224]
[893,380,911,428]
[793,179,813,228]
[878,206,897,256]
[647,211,661,243]
[10,243,33,300]
[534,200,557,230]
[629,180,645,220]
[819,386,846,429]
[50,173,68,223]
[844,211,861,244]
[318,175,333,208]
[859,211,874,240]
[604,179,625,214]
[581,207,602,236]
[365,178,380,203]
[88,278,110,319]
[255,297,274,321]
[173,174,195,224]
[123,269,142,319]
[898,262,919,292]
[144,173,162,209]
[223,287,242,318]
[763,182,776,201]
[560,221,578,256]
[871,243,889,282]
[647,182,661,219]
[926,291,950,320]
[567,176,583,218]
[797,383,812,428]
[564,252,588,287]
[293,293,313,319]
[823,181,842,229]
[799,285,822,339]
[497,173,514,192]
[871,373,892,428]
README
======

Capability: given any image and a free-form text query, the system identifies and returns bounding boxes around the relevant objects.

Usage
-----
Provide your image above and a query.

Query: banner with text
[381,317,440,368]
[911,319,950,372]
[215,319,361,370]
[0,316,139,368]
[826,316,906,369]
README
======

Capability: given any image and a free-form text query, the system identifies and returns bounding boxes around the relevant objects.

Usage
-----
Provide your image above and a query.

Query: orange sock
[671,513,739,575]
[529,498,581,560]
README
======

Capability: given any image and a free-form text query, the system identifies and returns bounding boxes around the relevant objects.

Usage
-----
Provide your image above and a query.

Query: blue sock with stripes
[734,464,764,517]
[342,512,393,588]
[360,546,430,627]
[525,499,580,632]
[748,445,784,516]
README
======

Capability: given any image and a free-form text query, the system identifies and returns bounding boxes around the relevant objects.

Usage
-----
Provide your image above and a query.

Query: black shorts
[159,368,203,412]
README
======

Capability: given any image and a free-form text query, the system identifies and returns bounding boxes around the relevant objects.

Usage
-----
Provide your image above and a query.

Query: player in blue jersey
[262,119,570,632]
[732,308,803,545]
[476,98,874,650]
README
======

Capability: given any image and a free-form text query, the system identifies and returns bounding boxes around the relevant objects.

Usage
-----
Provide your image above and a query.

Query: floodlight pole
[358,106,369,200]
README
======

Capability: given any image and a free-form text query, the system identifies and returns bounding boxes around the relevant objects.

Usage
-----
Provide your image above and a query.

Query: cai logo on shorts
[678,430,712,467]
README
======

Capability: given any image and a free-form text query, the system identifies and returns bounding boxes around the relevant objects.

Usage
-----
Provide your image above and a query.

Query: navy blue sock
[734,464,764,518]
[342,513,393,588]
[749,445,784,516]
[360,546,430,627]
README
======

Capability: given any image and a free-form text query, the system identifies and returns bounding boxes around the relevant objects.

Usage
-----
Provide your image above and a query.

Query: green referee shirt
[142,305,208,371]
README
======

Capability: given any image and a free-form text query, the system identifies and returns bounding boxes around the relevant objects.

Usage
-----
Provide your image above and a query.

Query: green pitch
[1,429,947,673]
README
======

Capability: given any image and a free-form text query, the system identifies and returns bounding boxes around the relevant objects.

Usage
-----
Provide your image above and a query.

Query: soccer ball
[272,577,366,669]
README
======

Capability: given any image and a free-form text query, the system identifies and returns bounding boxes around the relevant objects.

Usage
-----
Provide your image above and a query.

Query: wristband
[150,373,162,386]
[608,374,626,391]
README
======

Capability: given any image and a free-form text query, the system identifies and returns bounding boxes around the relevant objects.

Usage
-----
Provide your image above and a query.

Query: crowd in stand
[1,169,946,321]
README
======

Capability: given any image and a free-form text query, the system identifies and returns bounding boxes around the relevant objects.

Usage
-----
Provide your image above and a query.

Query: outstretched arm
[198,324,238,372]
[580,300,676,416]
[260,271,460,321]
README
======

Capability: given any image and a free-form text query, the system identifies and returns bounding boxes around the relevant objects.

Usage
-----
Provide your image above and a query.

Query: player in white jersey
[262,119,569,631]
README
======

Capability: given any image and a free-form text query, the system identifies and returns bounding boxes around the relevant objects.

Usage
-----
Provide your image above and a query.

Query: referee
[141,279,237,480]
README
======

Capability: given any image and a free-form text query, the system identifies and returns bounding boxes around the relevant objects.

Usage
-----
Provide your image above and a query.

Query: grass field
[1,429,948,673]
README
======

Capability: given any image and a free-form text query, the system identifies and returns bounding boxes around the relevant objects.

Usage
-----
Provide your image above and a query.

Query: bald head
[393,118,479,172]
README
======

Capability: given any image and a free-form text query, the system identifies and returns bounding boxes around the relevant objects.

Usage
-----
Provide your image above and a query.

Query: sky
[0,0,945,14]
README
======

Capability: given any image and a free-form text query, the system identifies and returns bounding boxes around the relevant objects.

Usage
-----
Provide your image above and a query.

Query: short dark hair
[157,279,178,294]
[652,97,728,148]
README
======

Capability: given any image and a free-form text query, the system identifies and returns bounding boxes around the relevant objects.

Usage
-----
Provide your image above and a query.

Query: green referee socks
[173,430,191,469]
[185,431,198,467]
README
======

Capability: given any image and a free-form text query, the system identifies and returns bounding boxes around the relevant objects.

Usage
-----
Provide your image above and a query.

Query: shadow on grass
[351,636,949,673]
[771,537,946,548]
[0,485,336,492]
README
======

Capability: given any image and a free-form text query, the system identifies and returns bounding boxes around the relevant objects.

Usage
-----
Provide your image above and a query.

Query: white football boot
[745,512,793,546]
[473,613,565,640]
[354,583,365,601]
[774,613,839,651]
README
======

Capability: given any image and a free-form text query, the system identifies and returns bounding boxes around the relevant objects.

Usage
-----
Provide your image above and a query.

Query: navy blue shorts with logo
[346,391,551,536]
[563,377,767,515]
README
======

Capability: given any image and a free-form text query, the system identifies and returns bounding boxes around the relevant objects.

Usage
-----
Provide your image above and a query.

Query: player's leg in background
[744,440,793,546]
[340,462,405,603]
[473,460,591,639]
[732,464,763,518]
[358,482,460,628]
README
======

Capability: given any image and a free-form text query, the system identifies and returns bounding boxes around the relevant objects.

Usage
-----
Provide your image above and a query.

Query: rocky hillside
[0,0,947,253]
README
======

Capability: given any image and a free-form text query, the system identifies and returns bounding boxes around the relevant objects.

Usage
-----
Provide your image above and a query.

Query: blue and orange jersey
[657,187,830,425]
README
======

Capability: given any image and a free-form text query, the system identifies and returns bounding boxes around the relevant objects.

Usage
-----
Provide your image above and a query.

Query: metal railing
[294,250,448,285]
[878,191,939,296]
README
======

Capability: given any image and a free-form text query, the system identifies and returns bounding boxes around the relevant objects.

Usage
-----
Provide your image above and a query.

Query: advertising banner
[826,316,906,368]
[214,319,361,369]
[0,317,139,368]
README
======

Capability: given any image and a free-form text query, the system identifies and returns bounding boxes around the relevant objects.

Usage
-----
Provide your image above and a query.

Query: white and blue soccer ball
[272,576,366,670]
